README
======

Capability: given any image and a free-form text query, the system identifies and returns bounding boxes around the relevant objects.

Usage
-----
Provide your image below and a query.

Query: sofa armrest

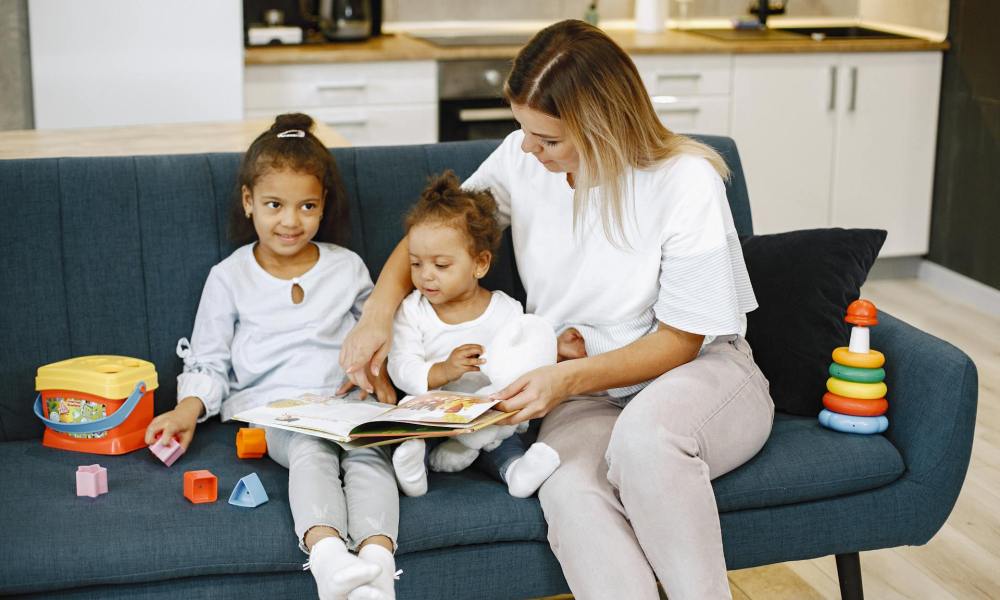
[873,312,978,521]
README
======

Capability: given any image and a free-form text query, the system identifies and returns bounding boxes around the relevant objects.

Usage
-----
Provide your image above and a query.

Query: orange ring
[823,392,888,417]
[832,346,885,369]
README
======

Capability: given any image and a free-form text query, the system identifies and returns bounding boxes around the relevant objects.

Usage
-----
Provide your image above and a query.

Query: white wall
[29,0,243,129]
[859,0,948,37]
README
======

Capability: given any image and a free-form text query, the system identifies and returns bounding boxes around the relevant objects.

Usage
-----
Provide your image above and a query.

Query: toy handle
[34,381,146,434]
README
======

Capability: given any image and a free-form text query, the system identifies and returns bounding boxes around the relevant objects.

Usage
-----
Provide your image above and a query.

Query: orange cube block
[184,470,217,504]
[236,428,267,459]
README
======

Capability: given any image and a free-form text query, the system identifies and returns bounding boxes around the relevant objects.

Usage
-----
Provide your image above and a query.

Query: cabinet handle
[458,107,514,122]
[323,118,368,127]
[655,107,701,115]
[849,67,858,112]
[316,81,367,91]
[828,66,838,112]
[656,72,702,80]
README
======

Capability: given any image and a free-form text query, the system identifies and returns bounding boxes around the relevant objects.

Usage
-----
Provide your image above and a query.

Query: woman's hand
[489,364,572,425]
[337,359,398,405]
[339,315,393,395]
[557,328,587,362]
[144,396,204,451]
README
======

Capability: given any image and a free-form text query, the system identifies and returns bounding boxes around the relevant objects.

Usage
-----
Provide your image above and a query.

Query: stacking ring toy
[819,409,888,434]
[828,363,885,383]
[827,378,887,400]
[832,347,885,369]
[823,392,888,417]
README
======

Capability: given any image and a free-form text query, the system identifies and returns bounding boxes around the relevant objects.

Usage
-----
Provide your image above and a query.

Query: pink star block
[76,464,108,498]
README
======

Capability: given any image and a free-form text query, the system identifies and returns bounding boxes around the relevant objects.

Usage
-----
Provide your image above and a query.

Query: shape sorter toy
[149,436,185,467]
[184,470,218,504]
[76,464,108,498]
[819,299,890,435]
[34,356,158,455]
[236,428,267,459]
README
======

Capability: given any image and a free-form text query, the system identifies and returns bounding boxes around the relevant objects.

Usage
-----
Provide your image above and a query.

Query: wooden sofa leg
[835,552,864,600]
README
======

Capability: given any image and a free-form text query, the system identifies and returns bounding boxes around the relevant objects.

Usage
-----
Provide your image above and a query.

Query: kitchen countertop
[244,23,949,65]
[0,119,350,160]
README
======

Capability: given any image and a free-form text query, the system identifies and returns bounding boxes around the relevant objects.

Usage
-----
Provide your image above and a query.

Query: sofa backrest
[0,136,751,442]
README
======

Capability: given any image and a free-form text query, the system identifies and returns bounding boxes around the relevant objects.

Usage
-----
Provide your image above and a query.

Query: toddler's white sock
[392,439,427,497]
[505,442,561,498]
[429,438,480,472]
[308,536,381,600]
[348,544,397,600]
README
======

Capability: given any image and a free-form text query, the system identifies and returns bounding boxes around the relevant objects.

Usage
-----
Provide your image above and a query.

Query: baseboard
[869,256,922,280]
[917,259,1000,318]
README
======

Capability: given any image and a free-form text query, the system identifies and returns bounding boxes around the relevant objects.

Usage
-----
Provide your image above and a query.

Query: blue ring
[819,409,888,435]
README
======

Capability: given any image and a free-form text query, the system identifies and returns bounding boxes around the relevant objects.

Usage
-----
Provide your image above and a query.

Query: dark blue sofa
[0,138,978,599]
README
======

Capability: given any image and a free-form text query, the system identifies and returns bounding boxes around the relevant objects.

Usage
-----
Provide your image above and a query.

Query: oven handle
[458,107,515,122]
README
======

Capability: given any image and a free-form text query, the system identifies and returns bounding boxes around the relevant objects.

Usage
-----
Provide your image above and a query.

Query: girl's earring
[245,212,252,219]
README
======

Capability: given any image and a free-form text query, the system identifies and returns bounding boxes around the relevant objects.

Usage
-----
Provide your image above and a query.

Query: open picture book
[232,390,512,449]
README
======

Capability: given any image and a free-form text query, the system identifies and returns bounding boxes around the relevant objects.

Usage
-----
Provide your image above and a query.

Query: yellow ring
[832,346,885,369]
[827,377,887,400]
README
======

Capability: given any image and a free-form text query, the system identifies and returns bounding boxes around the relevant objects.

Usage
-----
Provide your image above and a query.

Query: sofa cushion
[0,413,902,596]
[712,413,903,511]
[742,228,888,416]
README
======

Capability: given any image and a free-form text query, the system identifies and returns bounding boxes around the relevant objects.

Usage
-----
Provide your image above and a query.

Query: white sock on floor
[392,438,427,497]
[348,544,397,600]
[505,442,561,498]
[308,536,381,600]
[429,438,480,473]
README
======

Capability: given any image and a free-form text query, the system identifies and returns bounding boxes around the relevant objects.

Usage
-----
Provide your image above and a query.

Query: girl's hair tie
[276,129,306,138]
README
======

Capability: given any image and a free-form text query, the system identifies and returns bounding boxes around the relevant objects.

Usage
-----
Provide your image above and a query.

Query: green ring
[829,362,885,383]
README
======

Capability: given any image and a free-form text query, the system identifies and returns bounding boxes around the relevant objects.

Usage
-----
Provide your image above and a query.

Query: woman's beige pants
[538,336,774,600]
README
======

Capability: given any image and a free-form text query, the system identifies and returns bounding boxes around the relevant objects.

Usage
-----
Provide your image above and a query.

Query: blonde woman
[341,20,774,600]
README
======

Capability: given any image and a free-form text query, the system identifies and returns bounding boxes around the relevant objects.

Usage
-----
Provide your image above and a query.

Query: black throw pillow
[741,228,887,416]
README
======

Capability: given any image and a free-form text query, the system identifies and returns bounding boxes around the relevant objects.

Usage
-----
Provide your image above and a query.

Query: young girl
[144,114,399,600]
[387,171,560,499]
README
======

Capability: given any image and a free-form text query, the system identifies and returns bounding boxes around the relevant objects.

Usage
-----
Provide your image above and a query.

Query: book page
[377,390,501,425]
[233,395,393,442]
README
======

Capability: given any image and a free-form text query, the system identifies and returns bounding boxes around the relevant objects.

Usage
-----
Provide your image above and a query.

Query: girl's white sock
[392,438,427,497]
[348,544,397,600]
[428,438,479,472]
[308,536,380,600]
[505,442,561,498]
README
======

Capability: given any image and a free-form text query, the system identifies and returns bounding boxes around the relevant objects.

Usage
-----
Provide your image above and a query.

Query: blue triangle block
[228,473,269,508]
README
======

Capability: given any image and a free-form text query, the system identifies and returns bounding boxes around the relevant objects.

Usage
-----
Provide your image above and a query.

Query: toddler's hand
[439,344,486,383]
[557,328,587,362]
[144,396,203,451]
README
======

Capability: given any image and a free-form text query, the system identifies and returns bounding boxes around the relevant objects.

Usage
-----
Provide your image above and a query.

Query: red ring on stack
[822,392,888,417]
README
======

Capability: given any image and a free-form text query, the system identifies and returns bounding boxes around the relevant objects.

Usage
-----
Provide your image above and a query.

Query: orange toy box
[33,356,158,455]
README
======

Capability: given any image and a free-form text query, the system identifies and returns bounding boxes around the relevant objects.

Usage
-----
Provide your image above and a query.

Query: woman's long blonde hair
[504,19,729,246]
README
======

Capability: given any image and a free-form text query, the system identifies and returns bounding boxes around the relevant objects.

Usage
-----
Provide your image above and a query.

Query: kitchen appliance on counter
[244,0,381,44]
[308,0,381,41]
[438,60,519,142]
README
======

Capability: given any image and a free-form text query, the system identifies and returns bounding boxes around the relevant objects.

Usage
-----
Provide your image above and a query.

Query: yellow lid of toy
[36,356,159,398]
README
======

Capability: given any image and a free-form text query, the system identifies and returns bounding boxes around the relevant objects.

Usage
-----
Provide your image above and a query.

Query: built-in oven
[438,60,520,142]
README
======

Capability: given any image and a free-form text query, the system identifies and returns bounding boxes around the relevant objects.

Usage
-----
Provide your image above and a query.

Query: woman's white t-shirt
[462,130,757,396]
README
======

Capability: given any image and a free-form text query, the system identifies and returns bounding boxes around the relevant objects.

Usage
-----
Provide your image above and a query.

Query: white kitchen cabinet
[830,52,941,256]
[632,54,733,136]
[29,0,243,129]
[731,52,942,257]
[244,61,438,146]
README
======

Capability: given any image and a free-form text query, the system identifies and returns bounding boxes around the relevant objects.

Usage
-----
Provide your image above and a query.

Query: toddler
[387,171,561,499]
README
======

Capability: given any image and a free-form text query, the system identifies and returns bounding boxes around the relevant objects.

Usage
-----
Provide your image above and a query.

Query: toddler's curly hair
[405,171,501,261]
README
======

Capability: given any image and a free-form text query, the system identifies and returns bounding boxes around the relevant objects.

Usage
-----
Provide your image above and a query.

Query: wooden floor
[543,278,1000,599]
